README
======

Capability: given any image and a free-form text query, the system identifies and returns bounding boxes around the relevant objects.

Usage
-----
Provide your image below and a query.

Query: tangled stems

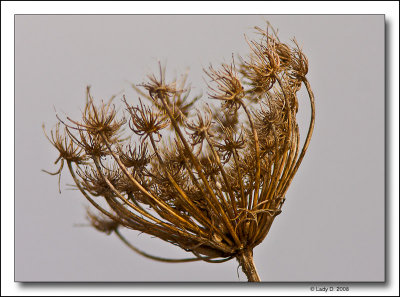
[44,24,315,282]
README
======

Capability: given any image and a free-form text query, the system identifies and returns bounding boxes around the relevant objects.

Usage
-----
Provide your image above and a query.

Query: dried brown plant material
[117,142,150,169]
[44,23,315,282]
[214,125,246,163]
[124,97,170,142]
[67,88,126,141]
[240,34,281,96]
[185,105,213,148]
[141,63,182,100]
[87,210,119,235]
[205,60,245,112]
[43,123,86,164]
[42,123,87,193]
[132,70,201,127]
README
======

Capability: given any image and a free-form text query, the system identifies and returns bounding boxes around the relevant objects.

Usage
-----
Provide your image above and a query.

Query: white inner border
[2,1,399,296]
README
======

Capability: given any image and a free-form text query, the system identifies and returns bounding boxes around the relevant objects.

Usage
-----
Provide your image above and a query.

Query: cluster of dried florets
[44,25,315,282]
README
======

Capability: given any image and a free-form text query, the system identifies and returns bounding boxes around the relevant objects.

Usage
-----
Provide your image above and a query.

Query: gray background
[15,15,384,282]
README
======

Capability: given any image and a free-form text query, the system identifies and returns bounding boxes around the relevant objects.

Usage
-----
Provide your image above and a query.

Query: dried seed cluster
[44,24,315,280]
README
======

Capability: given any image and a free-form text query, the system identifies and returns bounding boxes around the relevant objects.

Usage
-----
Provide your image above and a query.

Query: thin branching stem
[240,102,261,211]
[91,156,204,238]
[204,132,238,219]
[99,132,206,234]
[281,78,315,195]
[158,95,242,247]
[148,134,215,232]
[114,229,221,263]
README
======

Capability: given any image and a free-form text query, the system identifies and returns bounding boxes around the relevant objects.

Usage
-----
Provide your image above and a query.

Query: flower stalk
[236,249,261,282]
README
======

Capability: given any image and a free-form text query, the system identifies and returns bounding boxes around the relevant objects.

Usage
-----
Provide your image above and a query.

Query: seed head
[87,210,119,235]
[66,88,125,141]
[141,63,182,100]
[185,105,213,147]
[240,35,281,95]
[118,142,151,169]
[205,61,245,111]
[214,126,246,163]
[44,23,315,280]
[43,123,86,164]
[125,97,170,141]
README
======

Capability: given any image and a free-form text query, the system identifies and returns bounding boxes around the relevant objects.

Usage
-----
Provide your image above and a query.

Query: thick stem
[236,249,261,282]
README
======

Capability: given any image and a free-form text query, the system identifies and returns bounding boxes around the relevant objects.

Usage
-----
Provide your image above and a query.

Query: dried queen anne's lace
[44,24,315,282]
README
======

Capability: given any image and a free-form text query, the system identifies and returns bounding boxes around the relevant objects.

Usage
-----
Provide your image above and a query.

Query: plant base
[236,249,261,282]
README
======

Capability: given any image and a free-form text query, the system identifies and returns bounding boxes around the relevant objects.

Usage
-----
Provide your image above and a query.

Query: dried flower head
[125,97,170,141]
[214,125,246,163]
[43,123,86,165]
[240,36,281,95]
[205,61,245,111]
[87,210,119,235]
[141,62,182,100]
[42,123,87,192]
[77,164,122,197]
[132,71,201,127]
[68,87,126,140]
[118,142,150,169]
[288,39,309,83]
[44,23,315,282]
[67,129,110,157]
[185,105,213,147]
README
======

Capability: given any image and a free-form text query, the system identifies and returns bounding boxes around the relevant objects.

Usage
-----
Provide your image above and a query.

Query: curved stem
[91,156,205,239]
[232,149,246,210]
[240,102,261,211]
[176,150,235,247]
[281,78,315,195]
[262,76,293,211]
[158,95,242,247]
[99,132,201,235]
[148,134,213,231]
[66,161,124,224]
[204,133,238,219]
[276,124,300,195]
[115,229,216,263]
